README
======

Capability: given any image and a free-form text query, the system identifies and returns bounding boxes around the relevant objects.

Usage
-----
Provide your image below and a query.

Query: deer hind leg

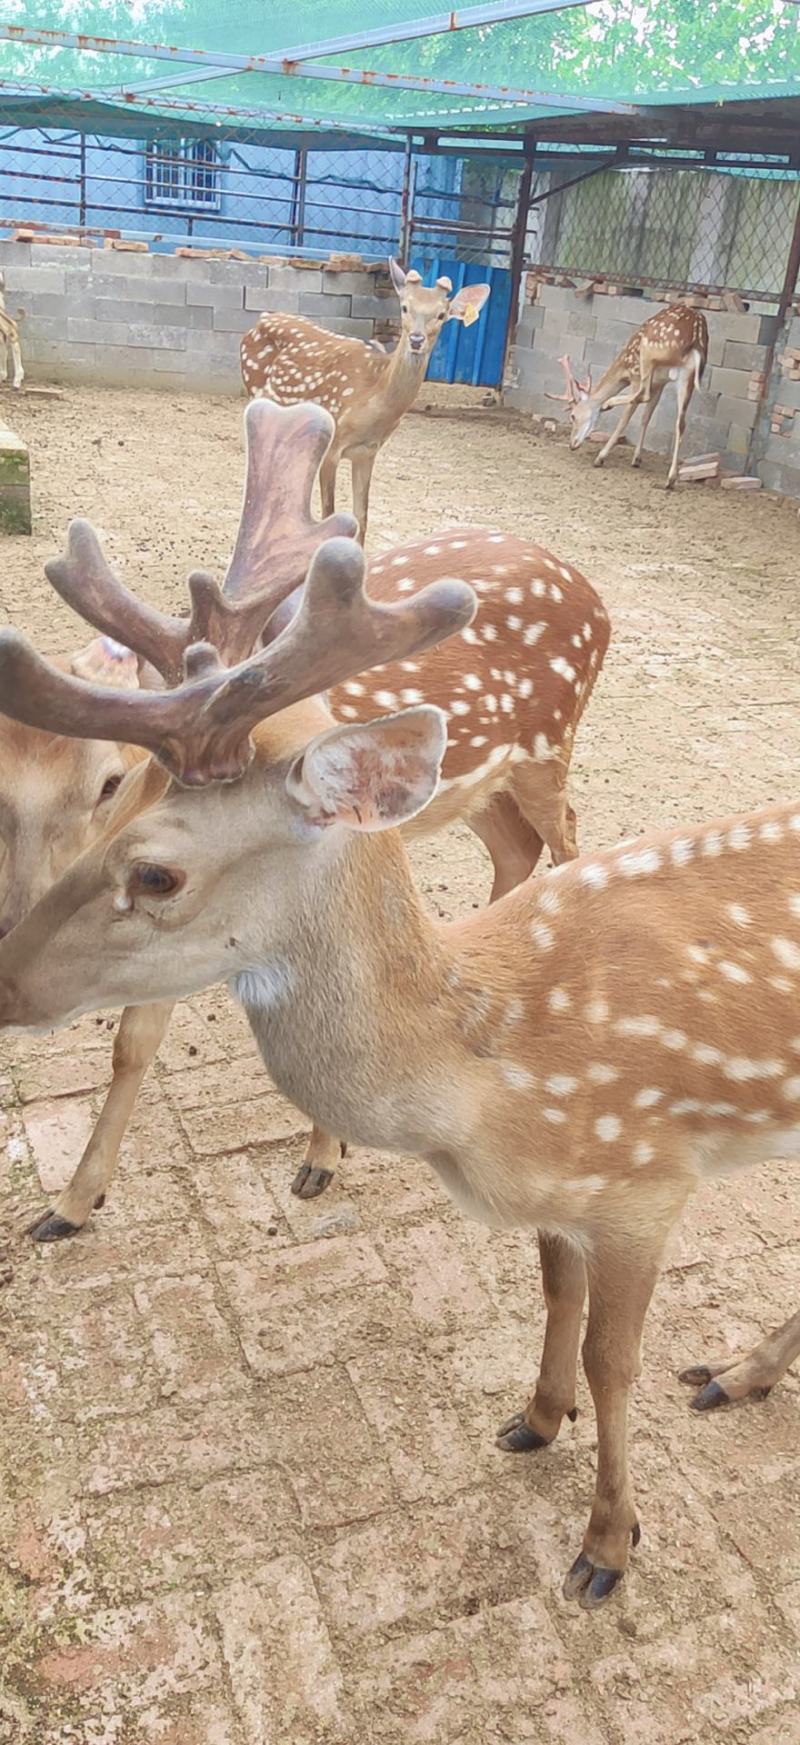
[593,396,640,468]
[497,1232,586,1451]
[350,447,378,547]
[666,369,694,490]
[562,1228,674,1608]
[509,759,578,867]
[679,1309,800,1412]
[469,791,544,902]
[291,1127,345,1200]
[319,450,338,521]
[28,1002,173,1243]
[630,380,665,468]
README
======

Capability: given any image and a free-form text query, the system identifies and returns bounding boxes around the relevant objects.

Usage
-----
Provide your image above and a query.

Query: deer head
[0,401,477,1031]
[545,355,597,448]
[388,259,490,360]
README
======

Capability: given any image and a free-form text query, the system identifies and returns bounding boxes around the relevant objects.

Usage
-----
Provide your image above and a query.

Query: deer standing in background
[4,401,608,1235]
[548,304,708,488]
[0,269,24,390]
[1,399,798,1615]
[240,258,490,541]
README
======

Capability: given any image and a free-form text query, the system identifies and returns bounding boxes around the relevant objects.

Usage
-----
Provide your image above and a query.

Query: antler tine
[44,521,189,684]
[544,354,581,405]
[0,540,477,790]
[221,399,357,610]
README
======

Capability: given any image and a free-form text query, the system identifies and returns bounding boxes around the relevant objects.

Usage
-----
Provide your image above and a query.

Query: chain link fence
[525,160,800,304]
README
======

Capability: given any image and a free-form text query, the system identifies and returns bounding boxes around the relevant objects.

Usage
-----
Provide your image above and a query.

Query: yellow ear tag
[462,302,479,327]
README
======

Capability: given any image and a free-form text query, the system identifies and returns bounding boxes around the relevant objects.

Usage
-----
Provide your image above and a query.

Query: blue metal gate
[410,255,512,389]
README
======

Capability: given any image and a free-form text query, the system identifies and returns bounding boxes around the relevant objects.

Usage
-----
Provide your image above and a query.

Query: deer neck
[233,827,485,1158]
[380,340,430,415]
[590,354,633,407]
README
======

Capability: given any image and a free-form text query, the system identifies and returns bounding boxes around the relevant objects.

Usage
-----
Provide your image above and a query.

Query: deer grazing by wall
[548,304,708,488]
[240,258,490,541]
[0,399,796,1614]
[2,400,608,1235]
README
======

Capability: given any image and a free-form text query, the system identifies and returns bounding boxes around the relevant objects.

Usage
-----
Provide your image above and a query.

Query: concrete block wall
[0,240,396,392]
[505,283,778,476]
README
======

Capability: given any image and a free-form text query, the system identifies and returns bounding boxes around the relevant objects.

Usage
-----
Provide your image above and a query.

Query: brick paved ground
[2,386,800,1744]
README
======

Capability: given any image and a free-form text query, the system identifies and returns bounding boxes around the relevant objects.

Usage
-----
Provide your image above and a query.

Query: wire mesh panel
[528,163,800,303]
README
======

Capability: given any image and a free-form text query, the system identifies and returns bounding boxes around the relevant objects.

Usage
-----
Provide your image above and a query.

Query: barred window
[144,138,221,212]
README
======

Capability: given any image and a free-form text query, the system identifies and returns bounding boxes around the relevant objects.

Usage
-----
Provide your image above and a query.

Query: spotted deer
[1,399,797,1613]
[548,304,708,488]
[0,278,23,390]
[3,401,608,1236]
[240,257,490,541]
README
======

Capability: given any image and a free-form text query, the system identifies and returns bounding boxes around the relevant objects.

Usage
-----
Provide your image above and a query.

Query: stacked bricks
[757,313,800,497]
[0,239,394,393]
[505,279,778,475]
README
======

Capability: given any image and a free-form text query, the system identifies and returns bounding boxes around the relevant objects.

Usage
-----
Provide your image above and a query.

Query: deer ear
[447,283,491,324]
[69,636,139,690]
[286,707,448,833]
[388,257,407,294]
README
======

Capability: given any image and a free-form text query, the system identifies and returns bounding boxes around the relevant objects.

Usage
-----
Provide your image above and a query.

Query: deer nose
[408,332,426,353]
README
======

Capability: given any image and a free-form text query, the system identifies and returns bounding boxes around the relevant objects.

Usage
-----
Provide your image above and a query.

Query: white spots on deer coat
[449,701,471,717]
[619,848,661,878]
[718,960,751,985]
[531,921,554,951]
[549,656,577,683]
[586,997,610,1025]
[534,734,556,763]
[543,1107,568,1125]
[373,690,399,710]
[522,622,547,647]
[632,1141,655,1167]
[545,1074,578,1097]
[727,903,751,927]
[463,674,482,692]
[344,680,366,697]
[501,1061,535,1091]
[587,1062,619,1085]
[782,1077,800,1101]
[537,885,560,916]
[728,824,751,852]
[580,862,608,890]
[401,688,423,705]
[760,819,783,843]
[595,1114,622,1143]
[616,1015,660,1039]
[461,626,478,646]
[772,936,800,972]
[634,1087,663,1109]
[548,987,571,1014]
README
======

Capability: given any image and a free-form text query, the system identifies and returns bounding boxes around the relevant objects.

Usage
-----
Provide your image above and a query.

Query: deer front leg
[593,397,639,468]
[29,1001,173,1242]
[291,1126,346,1199]
[350,447,378,546]
[562,1231,669,1608]
[9,332,23,391]
[497,1232,586,1450]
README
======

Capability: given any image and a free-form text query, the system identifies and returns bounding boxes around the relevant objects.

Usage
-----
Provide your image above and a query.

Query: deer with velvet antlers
[240,257,490,542]
[549,303,708,488]
[2,401,608,1237]
[1,400,798,1612]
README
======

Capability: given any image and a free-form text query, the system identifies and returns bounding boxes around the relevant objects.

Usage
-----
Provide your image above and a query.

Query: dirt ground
[2,382,800,1745]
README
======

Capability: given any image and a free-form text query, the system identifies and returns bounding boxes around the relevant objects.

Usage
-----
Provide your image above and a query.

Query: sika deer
[1,402,797,1615]
[0,270,23,390]
[549,304,708,488]
[240,257,490,541]
[4,405,608,1232]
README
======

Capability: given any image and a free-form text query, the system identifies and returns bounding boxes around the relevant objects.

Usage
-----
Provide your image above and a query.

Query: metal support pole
[746,186,800,474]
[502,134,535,378]
[291,148,307,248]
[399,136,414,264]
[78,131,86,228]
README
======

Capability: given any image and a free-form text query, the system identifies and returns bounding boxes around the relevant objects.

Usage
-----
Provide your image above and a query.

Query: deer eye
[130,863,183,898]
[98,773,123,803]
[401,303,408,314]
[437,310,446,321]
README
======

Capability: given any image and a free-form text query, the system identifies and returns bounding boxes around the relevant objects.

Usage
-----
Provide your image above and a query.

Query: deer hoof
[29,1211,82,1243]
[592,455,605,469]
[495,1410,551,1453]
[689,1379,732,1411]
[563,1524,639,1609]
[291,1163,335,1200]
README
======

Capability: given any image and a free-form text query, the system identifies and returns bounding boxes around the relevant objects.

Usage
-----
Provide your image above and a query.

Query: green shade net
[1,1,799,145]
